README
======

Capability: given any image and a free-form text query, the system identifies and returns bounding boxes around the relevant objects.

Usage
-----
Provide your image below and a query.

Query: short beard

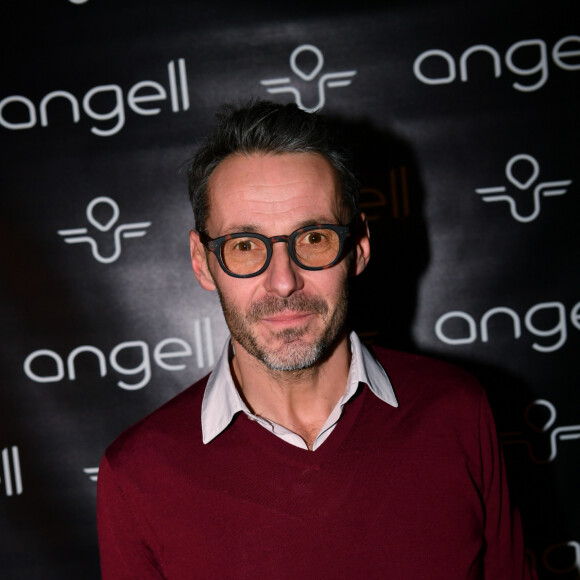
[217,286,349,372]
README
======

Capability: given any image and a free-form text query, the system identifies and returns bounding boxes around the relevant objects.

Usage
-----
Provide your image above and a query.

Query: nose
[262,241,303,297]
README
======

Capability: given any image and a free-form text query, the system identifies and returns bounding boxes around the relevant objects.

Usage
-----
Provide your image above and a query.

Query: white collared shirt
[201,331,398,450]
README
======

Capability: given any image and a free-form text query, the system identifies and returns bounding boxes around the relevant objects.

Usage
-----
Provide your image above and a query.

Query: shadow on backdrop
[329,115,570,578]
[327,116,430,352]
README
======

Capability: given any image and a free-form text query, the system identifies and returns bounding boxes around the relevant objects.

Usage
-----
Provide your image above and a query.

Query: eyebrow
[220,216,342,236]
[221,224,261,235]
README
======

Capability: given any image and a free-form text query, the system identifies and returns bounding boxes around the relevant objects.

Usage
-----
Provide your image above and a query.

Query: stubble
[216,286,349,372]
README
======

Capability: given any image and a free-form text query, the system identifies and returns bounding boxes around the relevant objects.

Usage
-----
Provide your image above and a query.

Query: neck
[230,333,351,449]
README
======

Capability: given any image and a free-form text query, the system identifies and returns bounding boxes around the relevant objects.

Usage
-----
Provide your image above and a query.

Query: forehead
[206,152,344,235]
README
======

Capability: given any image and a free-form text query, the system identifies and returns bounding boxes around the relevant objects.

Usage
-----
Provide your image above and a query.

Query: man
[97,101,535,578]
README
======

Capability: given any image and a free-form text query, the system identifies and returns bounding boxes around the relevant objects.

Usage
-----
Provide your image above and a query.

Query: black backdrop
[1,1,579,578]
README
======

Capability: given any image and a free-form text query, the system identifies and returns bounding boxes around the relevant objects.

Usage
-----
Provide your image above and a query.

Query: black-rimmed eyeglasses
[199,224,351,278]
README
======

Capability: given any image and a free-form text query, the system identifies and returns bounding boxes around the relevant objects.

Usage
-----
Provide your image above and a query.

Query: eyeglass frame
[199,223,352,279]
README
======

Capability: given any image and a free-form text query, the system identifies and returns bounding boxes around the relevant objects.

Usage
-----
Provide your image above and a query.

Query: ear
[352,213,371,277]
[189,230,217,291]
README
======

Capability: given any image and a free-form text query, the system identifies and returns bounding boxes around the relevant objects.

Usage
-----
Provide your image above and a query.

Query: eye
[232,239,257,252]
[304,231,325,244]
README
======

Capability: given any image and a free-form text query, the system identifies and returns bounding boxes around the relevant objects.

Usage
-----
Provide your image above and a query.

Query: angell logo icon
[83,467,99,482]
[260,44,356,112]
[501,399,580,463]
[475,154,572,223]
[58,196,151,263]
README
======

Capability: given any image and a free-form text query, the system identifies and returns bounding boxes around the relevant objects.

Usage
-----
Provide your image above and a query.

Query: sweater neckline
[233,384,369,466]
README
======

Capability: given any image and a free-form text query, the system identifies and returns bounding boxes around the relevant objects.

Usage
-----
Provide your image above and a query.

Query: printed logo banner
[1,1,578,578]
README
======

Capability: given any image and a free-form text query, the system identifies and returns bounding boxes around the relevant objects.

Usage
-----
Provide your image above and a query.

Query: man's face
[190,152,369,372]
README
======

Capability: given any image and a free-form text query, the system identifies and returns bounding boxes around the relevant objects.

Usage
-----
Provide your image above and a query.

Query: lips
[261,311,314,325]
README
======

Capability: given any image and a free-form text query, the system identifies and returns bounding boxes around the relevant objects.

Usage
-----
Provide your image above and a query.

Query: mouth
[260,311,314,327]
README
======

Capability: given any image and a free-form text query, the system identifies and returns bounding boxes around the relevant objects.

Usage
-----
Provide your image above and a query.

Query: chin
[260,342,325,372]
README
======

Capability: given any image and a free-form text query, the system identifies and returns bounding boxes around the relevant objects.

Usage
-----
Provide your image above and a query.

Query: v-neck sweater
[97,347,535,579]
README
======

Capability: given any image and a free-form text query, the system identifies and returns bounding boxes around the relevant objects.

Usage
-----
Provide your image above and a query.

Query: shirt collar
[201,331,398,444]
[348,330,399,408]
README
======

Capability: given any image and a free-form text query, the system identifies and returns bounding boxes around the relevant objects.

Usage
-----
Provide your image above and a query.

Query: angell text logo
[413,35,580,92]
[434,299,580,353]
[501,399,580,463]
[475,154,572,223]
[58,196,151,264]
[0,58,189,137]
[361,167,411,222]
[260,44,356,112]
[1,446,23,497]
[23,317,215,390]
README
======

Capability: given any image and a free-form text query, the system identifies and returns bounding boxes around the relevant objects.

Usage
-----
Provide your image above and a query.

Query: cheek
[214,273,259,310]
[308,268,349,302]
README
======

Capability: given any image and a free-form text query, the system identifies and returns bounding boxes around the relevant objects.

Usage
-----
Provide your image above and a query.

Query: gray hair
[187,100,359,233]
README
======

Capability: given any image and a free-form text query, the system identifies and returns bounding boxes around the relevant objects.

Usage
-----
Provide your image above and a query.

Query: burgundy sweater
[97,347,535,579]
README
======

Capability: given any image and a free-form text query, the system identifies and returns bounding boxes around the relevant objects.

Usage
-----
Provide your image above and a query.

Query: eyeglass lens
[221,228,341,276]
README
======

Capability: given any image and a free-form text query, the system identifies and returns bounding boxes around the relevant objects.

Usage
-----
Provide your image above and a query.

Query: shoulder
[368,345,485,413]
[103,374,210,472]
[364,346,496,470]
[369,346,479,385]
